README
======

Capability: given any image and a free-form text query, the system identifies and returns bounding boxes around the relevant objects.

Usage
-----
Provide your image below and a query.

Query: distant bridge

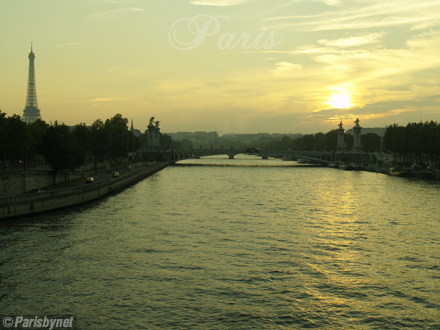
[173,149,247,160]
[142,149,334,164]
[258,150,333,164]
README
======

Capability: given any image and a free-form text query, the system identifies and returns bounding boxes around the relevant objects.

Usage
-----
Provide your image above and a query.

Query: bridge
[258,150,333,164]
[141,149,334,164]
[173,149,247,160]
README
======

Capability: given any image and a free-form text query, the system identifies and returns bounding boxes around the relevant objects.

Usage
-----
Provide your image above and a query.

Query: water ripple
[1,157,440,329]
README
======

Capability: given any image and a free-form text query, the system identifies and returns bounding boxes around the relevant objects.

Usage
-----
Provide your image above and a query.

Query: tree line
[0,111,140,184]
[258,130,382,153]
[3,109,438,178]
[170,131,383,152]
[384,121,440,167]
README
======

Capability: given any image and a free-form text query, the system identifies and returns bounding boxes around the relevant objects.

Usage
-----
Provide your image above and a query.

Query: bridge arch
[173,151,247,161]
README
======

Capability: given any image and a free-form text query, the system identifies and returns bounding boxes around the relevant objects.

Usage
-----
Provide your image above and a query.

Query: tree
[344,133,354,150]
[280,136,292,150]
[173,140,182,150]
[383,121,440,166]
[314,132,326,150]
[0,110,7,167]
[72,123,91,154]
[40,121,84,184]
[4,114,28,166]
[105,114,130,164]
[324,129,338,151]
[26,119,48,162]
[299,134,316,150]
[90,119,108,169]
[361,133,381,152]
[72,123,92,171]
[181,138,192,150]
[128,131,141,153]
[160,134,173,148]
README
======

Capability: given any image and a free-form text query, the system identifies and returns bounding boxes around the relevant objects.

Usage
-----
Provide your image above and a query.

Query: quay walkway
[0,162,171,220]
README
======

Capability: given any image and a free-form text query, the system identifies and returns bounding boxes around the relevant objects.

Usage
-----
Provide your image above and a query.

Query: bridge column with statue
[337,121,347,152]
[335,119,370,164]
[352,118,363,152]
[141,117,170,162]
[146,117,161,150]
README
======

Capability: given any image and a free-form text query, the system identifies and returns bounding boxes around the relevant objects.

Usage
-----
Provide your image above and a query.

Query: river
[1,155,439,329]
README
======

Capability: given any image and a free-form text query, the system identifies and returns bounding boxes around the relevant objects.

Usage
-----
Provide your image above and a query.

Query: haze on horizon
[1,0,440,135]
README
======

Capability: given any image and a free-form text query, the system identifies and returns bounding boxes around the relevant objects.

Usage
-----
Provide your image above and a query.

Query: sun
[327,93,353,109]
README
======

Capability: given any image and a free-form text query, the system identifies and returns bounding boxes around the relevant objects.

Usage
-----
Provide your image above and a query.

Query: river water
[1,155,440,329]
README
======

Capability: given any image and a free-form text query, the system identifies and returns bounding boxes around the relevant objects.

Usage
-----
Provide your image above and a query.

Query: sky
[1,0,440,134]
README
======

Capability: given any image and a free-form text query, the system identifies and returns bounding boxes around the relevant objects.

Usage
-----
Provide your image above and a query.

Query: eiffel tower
[22,43,42,124]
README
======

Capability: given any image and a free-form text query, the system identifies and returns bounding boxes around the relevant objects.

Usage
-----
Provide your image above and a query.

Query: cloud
[89,7,145,18]
[51,42,82,47]
[307,101,420,126]
[317,32,385,47]
[255,29,440,127]
[321,0,342,5]
[275,0,342,9]
[271,61,302,76]
[189,0,247,6]
[314,31,440,75]
[88,98,115,102]
[264,0,440,31]
[86,97,136,102]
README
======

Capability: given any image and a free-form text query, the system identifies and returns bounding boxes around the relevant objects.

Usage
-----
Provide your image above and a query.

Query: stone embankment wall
[0,171,84,198]
[0,162,106,197]
[0,162,170,220]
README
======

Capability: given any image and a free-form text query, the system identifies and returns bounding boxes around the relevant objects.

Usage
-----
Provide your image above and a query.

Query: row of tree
[170,131,383,152]
[0,112,41,167]
[384,121,440,167]
[0,111,140,184]
[3,109,439,178]
[257,130,382,153]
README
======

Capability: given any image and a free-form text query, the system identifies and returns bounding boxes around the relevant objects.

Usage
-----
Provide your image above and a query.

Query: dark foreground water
[1,156,440,329]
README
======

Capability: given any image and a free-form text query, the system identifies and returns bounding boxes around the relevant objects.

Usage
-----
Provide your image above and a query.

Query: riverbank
[0,162,171,220]
[0,161,112,198]
[331,162,440,179]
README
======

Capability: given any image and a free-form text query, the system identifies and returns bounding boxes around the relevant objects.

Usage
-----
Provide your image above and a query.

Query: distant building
[167,131,219,141]
[130,119,141,137]
[22,44,42,124]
